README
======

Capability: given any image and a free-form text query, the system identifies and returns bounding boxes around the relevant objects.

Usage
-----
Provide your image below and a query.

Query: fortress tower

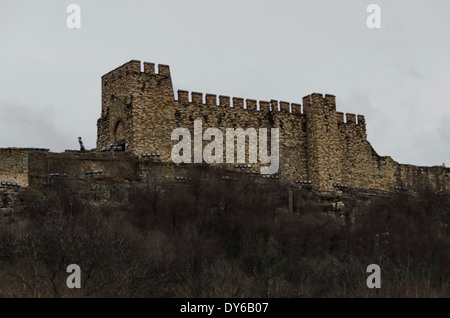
[303,93,341,190]
[97,60,174,155]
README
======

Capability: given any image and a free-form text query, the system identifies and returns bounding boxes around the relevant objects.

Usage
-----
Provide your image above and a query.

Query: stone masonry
[0,59,448,194]
[95,59,449,193]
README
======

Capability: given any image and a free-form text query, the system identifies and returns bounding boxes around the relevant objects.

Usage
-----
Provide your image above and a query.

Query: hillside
[0,165,449,297]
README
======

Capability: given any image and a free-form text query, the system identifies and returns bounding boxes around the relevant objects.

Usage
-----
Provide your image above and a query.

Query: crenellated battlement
[302,93,336,114]
[176,89,302,114]
[102,60,171,84]
[336,112,366,127]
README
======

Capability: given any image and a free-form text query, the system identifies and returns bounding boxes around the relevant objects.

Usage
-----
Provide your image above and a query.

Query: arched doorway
[113,119,126,150]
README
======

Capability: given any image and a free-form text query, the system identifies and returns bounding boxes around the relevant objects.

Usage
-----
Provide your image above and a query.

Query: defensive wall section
[1,60,448,194]
[95,60,450,193]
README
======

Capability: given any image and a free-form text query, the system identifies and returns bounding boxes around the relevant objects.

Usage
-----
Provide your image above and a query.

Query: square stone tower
[97,60,174,157]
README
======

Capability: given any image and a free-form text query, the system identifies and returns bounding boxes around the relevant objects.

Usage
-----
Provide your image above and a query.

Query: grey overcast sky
[0,0,449,167]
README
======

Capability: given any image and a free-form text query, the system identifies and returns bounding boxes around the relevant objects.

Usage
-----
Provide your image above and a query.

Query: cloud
[0,101,72,151]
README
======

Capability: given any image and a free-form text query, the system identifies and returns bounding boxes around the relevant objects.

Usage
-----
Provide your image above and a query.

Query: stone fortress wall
[96,60,449,193]
[0,59,448,194]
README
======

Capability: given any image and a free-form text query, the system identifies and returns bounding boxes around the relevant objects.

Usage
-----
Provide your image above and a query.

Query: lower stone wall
[396,164,450,193]
[28,151,140,187]
[332,133,450,194]
[1,147,448,195]
[0,148,29,187]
